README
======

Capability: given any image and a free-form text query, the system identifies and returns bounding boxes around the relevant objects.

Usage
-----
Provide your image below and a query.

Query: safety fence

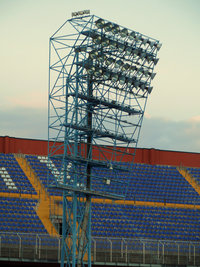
[0,232,200,265]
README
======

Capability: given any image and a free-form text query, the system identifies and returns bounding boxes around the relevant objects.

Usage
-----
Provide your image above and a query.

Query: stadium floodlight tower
[48,10,161,267]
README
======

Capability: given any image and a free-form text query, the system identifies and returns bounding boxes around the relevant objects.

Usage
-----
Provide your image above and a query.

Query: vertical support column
[61,76,70,267]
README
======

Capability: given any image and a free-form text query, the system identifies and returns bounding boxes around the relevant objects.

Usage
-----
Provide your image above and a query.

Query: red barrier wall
[0,136,200,168]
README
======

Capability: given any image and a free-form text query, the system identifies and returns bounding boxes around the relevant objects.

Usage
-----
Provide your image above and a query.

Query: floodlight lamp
[155,43,162,50]
[89,50,99,59]
[143,69,149,76]
[103,71,110,80]
[118,43,125,52]
[111,73,119,82]
[112,24,120,34]
[142,38,148,45]
[132,48,139,56]
[135,35,142,41]
[125,46,132,55]
[120,28,129,38]
[115,59,123,68]
[119,75,126,85]
[122,63,130,72]
[104,22,114,32]
[87,66,95,75]
[97,54,107,63]
[126,77,133,87]
[129,31,136,40]
[149,41,155,48]
[105,57,114,66]
[130,65,137,71]
[153,58,159,65]
[93,35,102,44]
[109,40,117,49]
[140,52,146,59]
[133,80,140,88]
[147,86,153,94]
[101,38,110,47]
[140,83,146,91]
[94,68,103,77]
[95,18,105,29]
[149,72,156,79]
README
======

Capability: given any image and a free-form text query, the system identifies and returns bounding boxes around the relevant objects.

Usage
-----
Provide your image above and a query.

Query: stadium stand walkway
[15,154,58,236]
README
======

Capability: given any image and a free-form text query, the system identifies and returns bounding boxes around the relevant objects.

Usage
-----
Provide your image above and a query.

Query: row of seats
[0,197,47,234]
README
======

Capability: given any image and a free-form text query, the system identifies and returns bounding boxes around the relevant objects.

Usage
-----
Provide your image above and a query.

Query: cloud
[0,107,47,140]
[0,107,200,154]
[138,116,200,153]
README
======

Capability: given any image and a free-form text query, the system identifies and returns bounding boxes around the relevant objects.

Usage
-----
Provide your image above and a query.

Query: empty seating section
[1,152,200,242]
[0,153,36,194]
[0,197,47,234]
[26,155,62,195]
[187,167,200,185]
[92,203,200,241]
[125,164,200,204]
[25,156,200,204]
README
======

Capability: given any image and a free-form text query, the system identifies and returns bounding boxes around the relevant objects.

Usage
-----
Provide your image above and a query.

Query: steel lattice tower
[48,12,161,267]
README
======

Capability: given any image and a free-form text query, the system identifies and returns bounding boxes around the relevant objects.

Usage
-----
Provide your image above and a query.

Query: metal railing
[0,232,199,266]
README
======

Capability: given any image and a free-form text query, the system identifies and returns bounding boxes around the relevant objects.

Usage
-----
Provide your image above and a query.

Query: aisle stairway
[177,166,200,196]
[15,154,58,236]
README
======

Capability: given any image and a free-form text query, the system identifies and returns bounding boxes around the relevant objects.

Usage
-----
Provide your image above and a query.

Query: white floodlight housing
[97,54,107,63]
[147,86,153,94]
[142,38,148,45]
[122,63,130,72]
[149,41,155,48]
[140,83,146,91]
[94,68,103,77]
[120,28,129,38]
[143,69,149,76]
[87,66,95,75]
[101,38,110,47]
[109,40,117,49]
[134,80,140,88]
[150,72,156,79]
[93,35,102,44]
[89,50,98,59]
[135,35,142,41]
[104,22,114,32]
[156,43,162,50]
[153,58,159,65]
[119,76,126,85]
[118,43,125,52]
[115,59,123,68]
[132,48,139,56]
[140,52,146,59]
[111,73,119,82]
[106,57,114,66]
[125,46,132,55]
[112,24,120,34]
[126,78,133,87]
[103,71,110,80]
[95,18,105,29]
[129,31,136,40]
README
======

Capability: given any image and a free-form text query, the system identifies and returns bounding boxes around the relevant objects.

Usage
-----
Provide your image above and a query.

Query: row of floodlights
[85,65,153,93]
[89,51,156,79]
[91,35,159,64]
[95,19,162,50]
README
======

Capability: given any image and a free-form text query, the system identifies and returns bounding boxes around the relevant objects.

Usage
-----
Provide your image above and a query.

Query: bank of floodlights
[79,17,161,96]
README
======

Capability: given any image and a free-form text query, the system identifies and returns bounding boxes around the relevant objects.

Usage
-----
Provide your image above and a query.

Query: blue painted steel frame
[48,14,161,267]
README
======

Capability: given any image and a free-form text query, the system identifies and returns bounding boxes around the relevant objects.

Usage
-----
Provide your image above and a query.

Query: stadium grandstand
[0,136,200,266]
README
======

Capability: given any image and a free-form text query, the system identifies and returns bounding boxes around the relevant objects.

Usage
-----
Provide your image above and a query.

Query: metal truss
[48,14,161,267]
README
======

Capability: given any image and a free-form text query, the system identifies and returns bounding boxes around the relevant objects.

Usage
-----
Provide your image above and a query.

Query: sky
[0,0,200,153]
